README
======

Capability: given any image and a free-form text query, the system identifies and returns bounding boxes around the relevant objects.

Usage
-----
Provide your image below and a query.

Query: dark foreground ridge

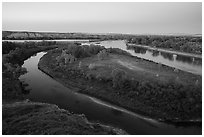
[3,101,126,135]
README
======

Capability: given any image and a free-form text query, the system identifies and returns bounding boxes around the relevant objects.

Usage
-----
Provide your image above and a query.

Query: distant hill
[2,31,201,40]
[2,31,105,40]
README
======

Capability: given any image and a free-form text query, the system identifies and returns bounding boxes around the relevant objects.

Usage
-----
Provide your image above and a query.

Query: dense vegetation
[2,41,56,100]
[2,41,56,54]
[3,101,125,135]
[2,41,126,135]
[39,43,202,122]
[3,31,202,54]
[127,35,202,54]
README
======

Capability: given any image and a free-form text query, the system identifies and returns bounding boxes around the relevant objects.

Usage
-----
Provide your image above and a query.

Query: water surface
[4,39,202,75]
[91,40,202,75]
[19,52,201,135]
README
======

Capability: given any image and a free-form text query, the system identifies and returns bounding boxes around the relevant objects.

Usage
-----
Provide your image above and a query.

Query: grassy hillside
[3,101,126,135]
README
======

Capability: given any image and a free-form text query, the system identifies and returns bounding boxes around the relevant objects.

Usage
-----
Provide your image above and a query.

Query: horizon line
[2,30,202,36]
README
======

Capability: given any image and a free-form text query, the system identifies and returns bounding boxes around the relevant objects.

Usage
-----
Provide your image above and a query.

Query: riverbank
[2,43,57,100]
[3,100,126,135]
[38,45,202,124]
[2,43,127,135]
[3,31,201,55]
[127,43,202,59]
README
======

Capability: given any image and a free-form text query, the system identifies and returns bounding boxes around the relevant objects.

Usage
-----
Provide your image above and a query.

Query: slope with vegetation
[3,101,125,135]
[2,41,57,101]
[39,43,202,123]
[2,41,125,135]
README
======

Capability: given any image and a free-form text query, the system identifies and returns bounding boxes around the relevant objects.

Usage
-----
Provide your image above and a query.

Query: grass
[79,53,200,85]
[3,101,126,135]
[38,47,201,122]
[2,43,127,135]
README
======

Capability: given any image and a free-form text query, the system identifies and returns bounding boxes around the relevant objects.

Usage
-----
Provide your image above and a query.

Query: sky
[2,2,202,34]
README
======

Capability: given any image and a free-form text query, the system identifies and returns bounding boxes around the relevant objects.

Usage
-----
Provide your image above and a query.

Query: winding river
[19,51,201,135]
[4,39,202,75]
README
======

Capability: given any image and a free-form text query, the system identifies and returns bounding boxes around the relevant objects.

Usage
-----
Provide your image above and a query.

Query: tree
[97,49,109,60]
[111,69,127,89]
[56,51,77,65]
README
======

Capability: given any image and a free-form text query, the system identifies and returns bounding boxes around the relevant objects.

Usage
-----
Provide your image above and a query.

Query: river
[19,51,201,135]
[86,40,202,76]
[4,39,202,75]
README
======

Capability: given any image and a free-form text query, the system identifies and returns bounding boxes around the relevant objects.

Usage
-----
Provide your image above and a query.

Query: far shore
[127,43,202,58]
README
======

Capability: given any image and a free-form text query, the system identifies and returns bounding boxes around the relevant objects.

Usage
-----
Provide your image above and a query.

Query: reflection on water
[160,52,174,61]
[128,46,147,54]
[176,55,193,64]
[151,50,160,57]
[19,52,201,135]
[131,46,202,69]
[193,58,202,66]
[96,40,201,76]
[4,39,202,75]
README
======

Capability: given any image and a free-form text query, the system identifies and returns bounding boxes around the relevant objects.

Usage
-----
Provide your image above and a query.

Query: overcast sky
[2,2,202,34]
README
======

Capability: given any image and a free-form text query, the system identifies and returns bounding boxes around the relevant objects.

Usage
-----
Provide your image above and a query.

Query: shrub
[106,48,132,56]
[88,44,105,55]
[61,43,105,58]
[2,42,18,54]
[97,49,109,60]
[56,51,77,65]
[111,69,127,89]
